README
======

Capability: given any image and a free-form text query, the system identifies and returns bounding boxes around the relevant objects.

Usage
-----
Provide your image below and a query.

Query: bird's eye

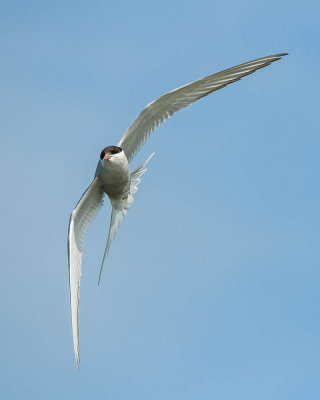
[100,151,105,160]
[111,148,119,155]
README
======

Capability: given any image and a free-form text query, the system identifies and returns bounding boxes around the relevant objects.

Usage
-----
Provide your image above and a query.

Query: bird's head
[99,146,125,162]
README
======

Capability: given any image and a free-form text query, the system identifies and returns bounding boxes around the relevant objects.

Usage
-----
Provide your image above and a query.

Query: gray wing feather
[68,178,104,368]
[118,53,287,162]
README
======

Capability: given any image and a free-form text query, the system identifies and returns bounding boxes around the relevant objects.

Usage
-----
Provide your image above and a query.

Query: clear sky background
[0,1,319,399]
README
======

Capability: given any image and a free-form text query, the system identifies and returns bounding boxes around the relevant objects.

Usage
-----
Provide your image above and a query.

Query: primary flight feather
[68,53,287,368]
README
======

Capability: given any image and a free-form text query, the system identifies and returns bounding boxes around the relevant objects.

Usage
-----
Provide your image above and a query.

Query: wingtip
[98,267,103,286]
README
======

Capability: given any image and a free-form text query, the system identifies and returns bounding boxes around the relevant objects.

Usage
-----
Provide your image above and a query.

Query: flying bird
[68,53,287,368]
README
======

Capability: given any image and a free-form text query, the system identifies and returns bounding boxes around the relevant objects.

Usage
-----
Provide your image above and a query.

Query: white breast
[95,151,130,199]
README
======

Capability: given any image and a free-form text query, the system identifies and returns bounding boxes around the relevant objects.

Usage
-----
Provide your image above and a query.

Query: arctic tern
[68,53,287,368]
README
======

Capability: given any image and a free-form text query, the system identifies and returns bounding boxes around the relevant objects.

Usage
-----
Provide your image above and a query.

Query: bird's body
[68,53,288,368]
[95,146,130,199]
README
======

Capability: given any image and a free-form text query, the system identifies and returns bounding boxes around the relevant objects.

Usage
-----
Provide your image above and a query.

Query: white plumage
[68,53,287,368]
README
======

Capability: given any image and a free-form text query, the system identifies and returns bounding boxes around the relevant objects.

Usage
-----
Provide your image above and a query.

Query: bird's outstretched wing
[118,53,287,162]
[68,178,105,368]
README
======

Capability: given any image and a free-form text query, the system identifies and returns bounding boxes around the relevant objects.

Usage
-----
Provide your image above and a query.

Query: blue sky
[0,1,319,399]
